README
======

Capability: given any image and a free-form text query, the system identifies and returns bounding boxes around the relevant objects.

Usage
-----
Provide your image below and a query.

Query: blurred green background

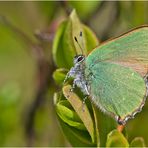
[0,1,148,146]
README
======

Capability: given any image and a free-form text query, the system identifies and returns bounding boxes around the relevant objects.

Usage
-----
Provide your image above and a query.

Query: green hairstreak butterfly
[64,26,148,125]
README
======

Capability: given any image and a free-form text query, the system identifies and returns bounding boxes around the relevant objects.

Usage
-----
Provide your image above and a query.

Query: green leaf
[52,68,68,85]
[58,116,96,147]
[83,24,99,53]
[126,102,148,147]
[54,91,95,147]
[130,137,145,147]
[92,105,118,147]
[70,10,99,55]
[56,100,86,131]
[106,129,129,147]
[61,19,76,68]
[69,9,87,56]
[52,10,99,69]
[62,85,95,143]
[52,20,68,68]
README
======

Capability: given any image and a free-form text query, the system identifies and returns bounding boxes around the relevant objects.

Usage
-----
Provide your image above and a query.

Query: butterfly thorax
[68,55,90,96]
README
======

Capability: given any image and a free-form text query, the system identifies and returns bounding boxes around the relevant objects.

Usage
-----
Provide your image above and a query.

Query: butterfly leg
[84,83,90,95]
[63,67,77,85]
[70,78,81,92]
[81,83,90,111]
[70,79,77,92]
[63,71,70,85]
[82,95,88,104]
[82,95,89,112]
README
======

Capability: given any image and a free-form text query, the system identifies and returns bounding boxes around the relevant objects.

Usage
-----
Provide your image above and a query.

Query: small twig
[25,44,55,146]
[24,23,57,147]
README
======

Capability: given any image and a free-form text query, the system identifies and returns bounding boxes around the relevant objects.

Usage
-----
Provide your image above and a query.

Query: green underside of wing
[86,27,148,77]
[85,62,146,120]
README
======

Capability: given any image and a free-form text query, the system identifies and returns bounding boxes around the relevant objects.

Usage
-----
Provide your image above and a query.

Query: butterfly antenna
[79,31,85,52]
[74,36,84,55]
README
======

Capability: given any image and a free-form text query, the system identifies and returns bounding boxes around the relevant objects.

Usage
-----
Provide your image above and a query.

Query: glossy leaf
[58,116,96,147]
[63,85,95,143]
[83,24,99,53]
[56,100,86,131]
[52,68,68,85]
[127,101,148,146]
[54,91,95,147]
[106,129,129,147]
[92,105,118,147]
[52,20,68,68]
[52,10,99,69]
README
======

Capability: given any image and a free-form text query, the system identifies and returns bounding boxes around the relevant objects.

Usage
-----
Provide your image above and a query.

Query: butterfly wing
[85,27,148,124]
[87,26,148,77]
[85,62,146,124]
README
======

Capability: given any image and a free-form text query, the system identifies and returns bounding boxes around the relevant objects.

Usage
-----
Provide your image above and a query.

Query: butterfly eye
[77,56,84,62]
[74,55,84,64]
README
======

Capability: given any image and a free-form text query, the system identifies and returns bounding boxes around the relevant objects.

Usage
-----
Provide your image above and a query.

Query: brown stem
[25,43,55,146]
[117,124,125,132]
[25,23,56,147]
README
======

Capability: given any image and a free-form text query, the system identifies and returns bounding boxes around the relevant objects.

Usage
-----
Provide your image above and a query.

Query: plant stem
[117,124,125,132]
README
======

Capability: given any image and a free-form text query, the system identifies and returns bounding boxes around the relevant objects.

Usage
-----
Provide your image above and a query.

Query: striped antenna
[80,31,85,50]
[74,31,84,55]
[74,36,84,55]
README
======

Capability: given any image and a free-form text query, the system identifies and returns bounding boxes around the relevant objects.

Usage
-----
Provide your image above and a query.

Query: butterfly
[64,26,148,125]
